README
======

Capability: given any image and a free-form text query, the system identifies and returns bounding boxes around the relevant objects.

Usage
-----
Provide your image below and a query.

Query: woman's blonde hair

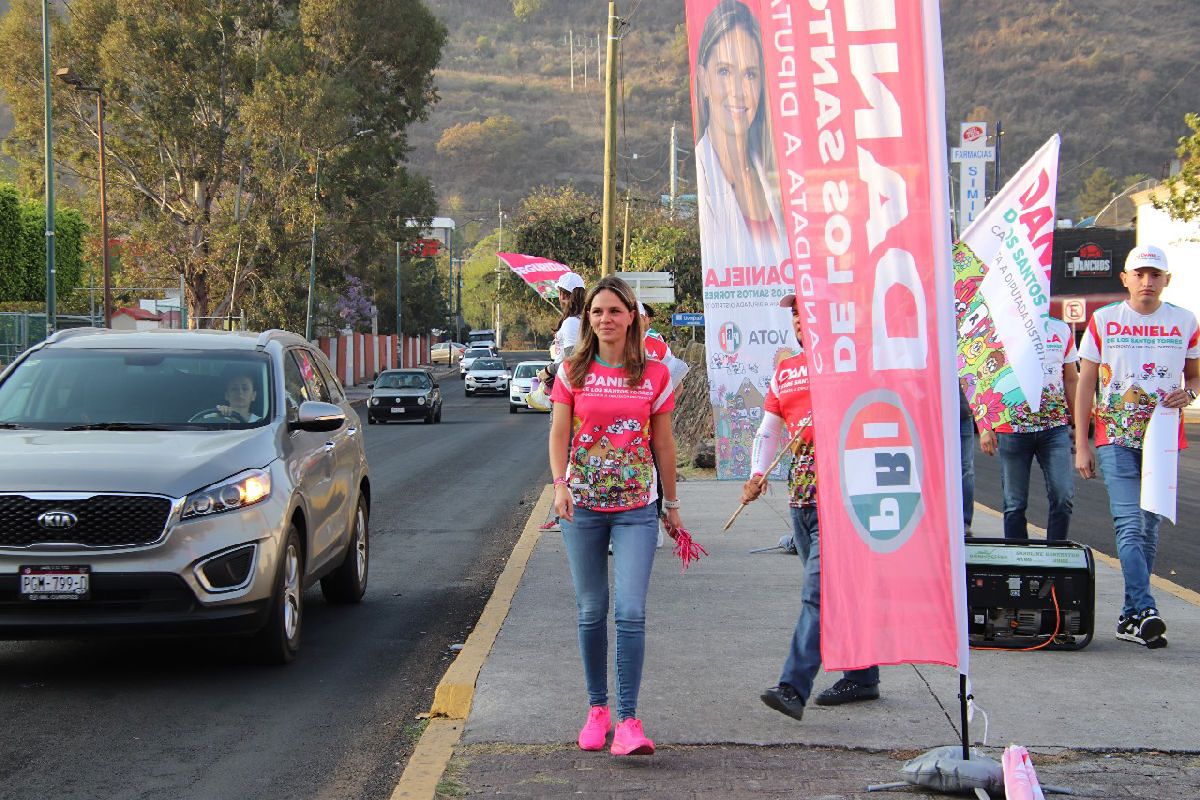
[566,275,646,390]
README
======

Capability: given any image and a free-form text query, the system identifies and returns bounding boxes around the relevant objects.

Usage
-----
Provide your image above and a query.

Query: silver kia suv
[0,328,370,663]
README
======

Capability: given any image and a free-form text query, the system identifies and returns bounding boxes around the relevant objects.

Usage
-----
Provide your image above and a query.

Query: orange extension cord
[971,584,1061,652]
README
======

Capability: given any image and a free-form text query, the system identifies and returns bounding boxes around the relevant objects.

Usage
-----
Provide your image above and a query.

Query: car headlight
[417,396,426,405]
[182,469,272,519]
[370,397,379,406]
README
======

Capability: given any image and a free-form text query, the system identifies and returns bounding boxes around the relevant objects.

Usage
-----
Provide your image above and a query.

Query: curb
[974,502,1200,608]
[388,484,554,800]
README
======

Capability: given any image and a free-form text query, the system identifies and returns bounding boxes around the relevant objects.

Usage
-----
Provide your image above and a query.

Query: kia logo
[37,511,78,529]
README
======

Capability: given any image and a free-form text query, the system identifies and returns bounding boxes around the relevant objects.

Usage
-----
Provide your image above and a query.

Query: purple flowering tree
[333,275,377,332]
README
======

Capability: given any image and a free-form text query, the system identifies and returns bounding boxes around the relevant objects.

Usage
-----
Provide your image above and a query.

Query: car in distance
[466,329,497,350]
[459,347,494,378]
[0,328,371,664]
[367,369,442,424]
[509,360,552,413]
[464,357,510,397]
[430,342,465,365]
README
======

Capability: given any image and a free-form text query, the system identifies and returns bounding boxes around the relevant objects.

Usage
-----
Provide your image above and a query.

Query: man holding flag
[742,295,881,720]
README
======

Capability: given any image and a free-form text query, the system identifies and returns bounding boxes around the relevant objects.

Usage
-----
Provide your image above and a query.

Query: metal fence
[0,312,99,367]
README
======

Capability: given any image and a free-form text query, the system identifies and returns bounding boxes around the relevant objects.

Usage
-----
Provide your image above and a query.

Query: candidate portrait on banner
[688,0,797,480]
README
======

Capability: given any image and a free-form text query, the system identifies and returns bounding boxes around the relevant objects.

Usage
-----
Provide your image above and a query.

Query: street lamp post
[41,0,56,336]
[304,128,373,341]
[56,67,110,328]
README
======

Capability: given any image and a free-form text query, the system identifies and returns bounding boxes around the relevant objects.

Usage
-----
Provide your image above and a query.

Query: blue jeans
[1096,445,1161,616]
[998,425,1074,540]
[561,504,658,720]
[780,506,879,703]
[960,416,975,530]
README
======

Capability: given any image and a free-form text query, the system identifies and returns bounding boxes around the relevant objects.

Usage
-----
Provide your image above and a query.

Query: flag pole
[722,427,805,531]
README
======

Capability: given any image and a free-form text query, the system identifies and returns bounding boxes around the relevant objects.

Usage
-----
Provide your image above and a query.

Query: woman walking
[548,275,684,756]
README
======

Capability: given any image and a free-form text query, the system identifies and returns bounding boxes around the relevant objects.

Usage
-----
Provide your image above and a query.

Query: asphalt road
[0,352,552,800]
[971,422,1200,594]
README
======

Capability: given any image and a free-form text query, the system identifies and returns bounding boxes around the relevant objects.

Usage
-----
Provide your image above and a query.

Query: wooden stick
[722,427,806,531]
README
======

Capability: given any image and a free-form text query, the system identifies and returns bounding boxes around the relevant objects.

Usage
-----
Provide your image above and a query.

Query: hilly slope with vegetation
[414,0,1199,228]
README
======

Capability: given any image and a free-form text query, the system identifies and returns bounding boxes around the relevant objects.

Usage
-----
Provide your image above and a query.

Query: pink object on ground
[1002,745,1046,800]
[669,527,709,573]
[610,718,655,756]
[577,705,611,751]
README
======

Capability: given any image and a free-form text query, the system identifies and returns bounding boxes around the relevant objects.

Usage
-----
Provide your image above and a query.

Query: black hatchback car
[366,369,442,424]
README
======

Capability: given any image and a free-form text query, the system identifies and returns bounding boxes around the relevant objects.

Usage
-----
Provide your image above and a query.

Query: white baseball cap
[555,272,586,292]
[1125,245,1169,273]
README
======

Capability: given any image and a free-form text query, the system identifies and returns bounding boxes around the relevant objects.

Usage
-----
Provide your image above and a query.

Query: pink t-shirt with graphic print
[1079,300,1200,449]
[550,359,675,512]
[995,317,1079,434]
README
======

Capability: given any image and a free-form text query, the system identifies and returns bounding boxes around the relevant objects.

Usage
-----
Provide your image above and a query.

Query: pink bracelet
[553,477,569,487]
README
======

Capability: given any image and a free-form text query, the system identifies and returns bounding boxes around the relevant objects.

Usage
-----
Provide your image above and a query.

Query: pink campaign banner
[497,253,572,306]
[757,1,967,671]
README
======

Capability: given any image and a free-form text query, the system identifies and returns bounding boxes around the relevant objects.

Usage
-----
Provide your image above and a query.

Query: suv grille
[0,495,173,548]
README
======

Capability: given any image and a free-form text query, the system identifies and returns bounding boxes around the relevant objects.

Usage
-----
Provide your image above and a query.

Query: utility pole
[41,0,56,336]
[496,203,504,349]
[669,122,678,218]
[993,119,1004,192]
[395,240,403,368]
[600,2,619,276]
[621,190,632,268]
[569,29,574,91]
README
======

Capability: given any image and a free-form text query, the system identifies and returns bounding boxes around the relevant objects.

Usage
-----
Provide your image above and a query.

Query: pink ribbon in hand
[668,527,709,573]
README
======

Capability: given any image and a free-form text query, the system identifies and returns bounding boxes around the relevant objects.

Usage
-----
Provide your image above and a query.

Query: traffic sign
[1062,298,1086,324]
[672,312,704,327]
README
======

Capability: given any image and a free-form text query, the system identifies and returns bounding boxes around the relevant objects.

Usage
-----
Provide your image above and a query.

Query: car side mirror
[290,400,345,433]
[366,382,374,389]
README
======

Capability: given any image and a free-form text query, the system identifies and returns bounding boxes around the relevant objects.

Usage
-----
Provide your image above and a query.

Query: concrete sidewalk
[421,482,1200,798]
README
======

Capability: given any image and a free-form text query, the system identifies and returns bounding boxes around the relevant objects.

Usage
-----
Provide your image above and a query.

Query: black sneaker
[760,684,805,721]
[1136,608,1167,648]
[814,678,880,706]
[1116,610,1168,649]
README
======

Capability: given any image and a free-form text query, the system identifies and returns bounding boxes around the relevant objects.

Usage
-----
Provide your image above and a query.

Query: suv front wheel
[252,526,304,664]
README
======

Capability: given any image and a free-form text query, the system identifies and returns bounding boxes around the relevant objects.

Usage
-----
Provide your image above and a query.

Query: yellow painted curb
[387,484,553,800]
[387,720,462,800]
[974,502,1200,608]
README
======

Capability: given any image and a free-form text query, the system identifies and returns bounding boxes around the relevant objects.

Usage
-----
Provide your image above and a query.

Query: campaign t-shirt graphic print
[551,359,675,512]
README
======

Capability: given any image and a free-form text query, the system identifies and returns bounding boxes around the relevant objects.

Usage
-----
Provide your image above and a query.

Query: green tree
[1155,112,1200,222]
[1075,167,1118,218]
[0,0,444,331]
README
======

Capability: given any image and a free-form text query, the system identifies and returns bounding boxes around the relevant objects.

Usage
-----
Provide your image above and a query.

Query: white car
[509,360,552,413]
[464,357,510,396]
[459,347,494,378]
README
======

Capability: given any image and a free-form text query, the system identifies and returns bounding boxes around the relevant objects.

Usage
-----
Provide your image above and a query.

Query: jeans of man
[1096,444,1161,617]
[998,425,1075,540]
[960,415,975,531]
[780,505,879,703]
[561,504,658,720]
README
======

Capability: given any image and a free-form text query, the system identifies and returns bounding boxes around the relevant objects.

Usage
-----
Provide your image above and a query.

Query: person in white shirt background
[1075,244,1200,649]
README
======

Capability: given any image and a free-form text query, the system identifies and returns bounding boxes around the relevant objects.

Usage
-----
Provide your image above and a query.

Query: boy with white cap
[1075,244,1200,648]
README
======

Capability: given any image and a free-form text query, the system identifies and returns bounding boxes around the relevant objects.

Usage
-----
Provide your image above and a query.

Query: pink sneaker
[610,717,655,756]
[577,705,611,751]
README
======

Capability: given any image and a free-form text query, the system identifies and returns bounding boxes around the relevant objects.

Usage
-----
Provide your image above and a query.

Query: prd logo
[837,391,924,553]
[717,322,742,354]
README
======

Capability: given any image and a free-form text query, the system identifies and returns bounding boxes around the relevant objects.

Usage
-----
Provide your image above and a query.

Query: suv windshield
[375,372,430,390]
[514,363,546,379]
[0,349,272,430]
[472,359,506,371]
[464,348,491,359]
